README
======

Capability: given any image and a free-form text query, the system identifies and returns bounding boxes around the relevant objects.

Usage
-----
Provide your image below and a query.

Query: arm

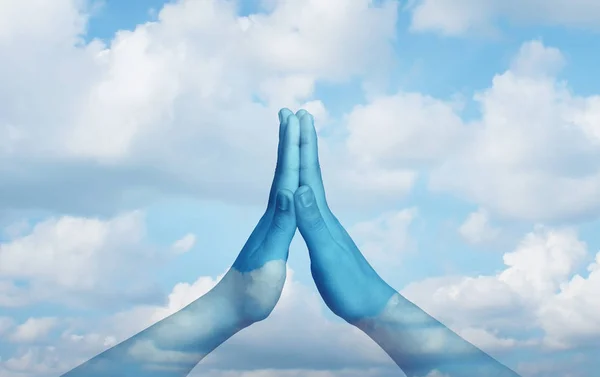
[353,293,520,377]
[292,112,520,377]
[61,279,246,377]
[61,108,301,377]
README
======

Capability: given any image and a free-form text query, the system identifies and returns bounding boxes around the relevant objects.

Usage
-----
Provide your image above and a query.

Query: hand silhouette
[219,109,300,323]
[220,108,300,324]
[61,109,520,377]
[60,109,301,377]
[292,111,521,377]
[291,112,396,323]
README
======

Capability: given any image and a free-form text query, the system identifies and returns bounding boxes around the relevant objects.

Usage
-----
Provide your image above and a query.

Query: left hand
[215,108,301,325]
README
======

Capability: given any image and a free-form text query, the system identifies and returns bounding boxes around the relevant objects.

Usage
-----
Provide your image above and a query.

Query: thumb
[261,189,296,262]
[294,185,335,251]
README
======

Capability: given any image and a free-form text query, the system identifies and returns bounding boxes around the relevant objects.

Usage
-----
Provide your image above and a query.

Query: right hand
[292,112,397,323]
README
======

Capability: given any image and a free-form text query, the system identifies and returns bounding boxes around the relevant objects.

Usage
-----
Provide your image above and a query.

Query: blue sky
[1,0,600,376]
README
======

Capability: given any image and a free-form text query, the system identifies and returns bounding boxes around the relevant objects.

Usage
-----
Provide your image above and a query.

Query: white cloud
[406,0,600,36]
[516,353,589,377]
[351,208,418,267]
[345,92,464,168]
[459,208,500,245]
[10,317,58,343]
[171,233,197,253]
[402,225,600,351]
[324,40,596,221]
[0,0,399,216]
[337,40,600,222]
[537,251,600,348]
[429,40,600,222]
[0,0,88,44]
[0,346,69,376]
[0,211,162,308]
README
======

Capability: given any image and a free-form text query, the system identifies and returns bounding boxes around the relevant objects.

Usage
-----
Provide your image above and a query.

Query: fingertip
[278,108,293,124]
[283,112,300,145]
[299,112,317,145]
[296,109,308,118]
[299,112,314,123]
[278,108,294,142]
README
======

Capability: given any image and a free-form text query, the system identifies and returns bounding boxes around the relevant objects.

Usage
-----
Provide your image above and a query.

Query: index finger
[267,110,300,211]
[298,112,331,217]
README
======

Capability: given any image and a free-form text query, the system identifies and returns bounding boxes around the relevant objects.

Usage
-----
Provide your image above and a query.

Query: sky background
[1,0,600,376]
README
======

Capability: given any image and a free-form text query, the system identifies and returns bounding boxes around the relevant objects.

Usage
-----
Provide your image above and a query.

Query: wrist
[351,293,503,377]
[196,277,249,334]
[334,278,397,324]
[209,260,287,327]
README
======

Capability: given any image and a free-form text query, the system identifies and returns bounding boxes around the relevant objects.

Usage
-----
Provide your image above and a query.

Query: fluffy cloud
[344,40,600,222]
[406,0,600,36]
[0,211,163,308]
[538,251,600,349]
[402,225,600,352]
[430,41,600,221]
[10,318,59,343]
[345,92,464,168]
[0,346,69,377]
[458,208,500,245]
[171,233,197,253]
[0,0,399,216]
[350,208,418,270]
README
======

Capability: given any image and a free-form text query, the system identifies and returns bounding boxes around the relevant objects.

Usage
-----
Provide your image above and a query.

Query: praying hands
[61,109,521,377]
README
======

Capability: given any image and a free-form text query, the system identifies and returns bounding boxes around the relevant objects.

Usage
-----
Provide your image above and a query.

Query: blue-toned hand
[219,108,301,324]
[293,112,521,377]
[291,112,396,323]
[60,110,302,377]
[61,109,520,377]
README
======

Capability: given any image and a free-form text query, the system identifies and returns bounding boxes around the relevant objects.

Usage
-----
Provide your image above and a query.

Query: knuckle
[306,216,327,232]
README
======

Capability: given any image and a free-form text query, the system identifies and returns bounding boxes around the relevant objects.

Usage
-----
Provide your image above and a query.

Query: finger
[261,189,297,262]
[278,108,294,151]
[295,109,308,119]
[294,185,336,253]
[297,112,355,243]
[298,112,331,216]
[268,112,300,210]
[246,109,295,250]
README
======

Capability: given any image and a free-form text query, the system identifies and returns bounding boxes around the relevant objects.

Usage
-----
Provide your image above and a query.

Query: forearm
[61,278,246,377]
[353,293,521,377]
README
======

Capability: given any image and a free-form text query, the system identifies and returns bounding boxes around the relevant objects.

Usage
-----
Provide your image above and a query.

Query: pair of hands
[59,108,521,377]
[223,108,396,327]
[60,108,521,377]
